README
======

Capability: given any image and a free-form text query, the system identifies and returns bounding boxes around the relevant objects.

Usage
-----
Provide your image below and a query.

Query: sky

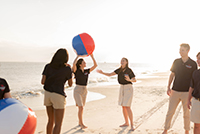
[0,0,200,67]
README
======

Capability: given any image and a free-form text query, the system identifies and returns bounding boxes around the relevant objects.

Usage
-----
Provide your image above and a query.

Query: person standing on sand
[97,57,136,131]
[0,78,12,100]
[72,53,97,129]
[162,43,197,134]
[41,48,73,134]
[187,52,200,134]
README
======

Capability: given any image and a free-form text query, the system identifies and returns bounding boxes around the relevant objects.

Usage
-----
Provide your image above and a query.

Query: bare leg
[78,106,87,129]
[53,109,65,134]
[120,106,129,127]
[126,107,134,131]
[194,123,200,134]
[185,130,189,134]
[46,106,54,134]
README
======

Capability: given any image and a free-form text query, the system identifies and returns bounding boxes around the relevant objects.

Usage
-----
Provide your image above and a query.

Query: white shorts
[191,98,200,124]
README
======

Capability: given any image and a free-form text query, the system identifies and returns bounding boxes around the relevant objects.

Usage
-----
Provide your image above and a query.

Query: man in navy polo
[188,52,200,134]
[162,43,197,134]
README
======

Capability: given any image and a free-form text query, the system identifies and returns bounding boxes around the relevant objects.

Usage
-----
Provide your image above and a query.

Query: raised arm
[89,54,98,73]
[97,69,116,77]
[72,55,79,73]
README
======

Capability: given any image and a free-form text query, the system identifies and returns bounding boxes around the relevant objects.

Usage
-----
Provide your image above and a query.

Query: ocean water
[0,62,168,109]
[0,62,166,95]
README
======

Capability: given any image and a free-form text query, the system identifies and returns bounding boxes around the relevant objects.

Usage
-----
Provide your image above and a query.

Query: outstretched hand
[96,69,103,74]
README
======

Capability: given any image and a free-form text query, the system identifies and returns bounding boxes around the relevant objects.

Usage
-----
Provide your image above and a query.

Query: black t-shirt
[42,64,72,97]
[0,78,10,100]
[74,69,90,86]
[191,69,200,98]
[171,58,197,92]
[114,67,135,85]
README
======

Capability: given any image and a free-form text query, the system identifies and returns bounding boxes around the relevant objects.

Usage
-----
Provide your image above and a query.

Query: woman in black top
[72,53,97,129]
[188,52,200,134]
[97,57,136,131]
[0,78,11,100]
[41,48,73,134]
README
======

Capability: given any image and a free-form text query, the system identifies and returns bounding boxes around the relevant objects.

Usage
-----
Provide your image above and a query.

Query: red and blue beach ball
[72,33,95,56]
[0,98,37,134]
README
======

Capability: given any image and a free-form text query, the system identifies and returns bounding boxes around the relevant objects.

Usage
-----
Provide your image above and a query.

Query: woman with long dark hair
[41,48,73,134]
[72,53,97,129]
[97,57,136,131]
[0,78,11,100]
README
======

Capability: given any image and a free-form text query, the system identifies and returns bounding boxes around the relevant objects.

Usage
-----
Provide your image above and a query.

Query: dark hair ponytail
[76,58,83,70]
[50,48,69,69]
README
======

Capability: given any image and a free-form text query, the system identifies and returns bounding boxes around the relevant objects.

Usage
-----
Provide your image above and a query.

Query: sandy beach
[32,71,194,134]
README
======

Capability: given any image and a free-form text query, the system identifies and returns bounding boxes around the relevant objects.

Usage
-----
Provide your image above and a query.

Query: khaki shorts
[118,84,133,107]
[44,90,66,109]
[191,98,200,124]
[74,85,87,106]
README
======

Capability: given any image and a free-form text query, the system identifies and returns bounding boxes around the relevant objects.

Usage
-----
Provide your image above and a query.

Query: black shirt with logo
[74,69,90,86]
[171,58,197,92]
[191,69,200,98]
[0,78,10,100]
[42,64,72,97]
[114,67,135,85]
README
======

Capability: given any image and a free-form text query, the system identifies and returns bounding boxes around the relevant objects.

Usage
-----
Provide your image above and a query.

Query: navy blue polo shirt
[74,69,90,86]
[171,58,197,92]
[0,78,10,100]
[42,64,72,97]
[114,67,135,85]
[191,69,200,98]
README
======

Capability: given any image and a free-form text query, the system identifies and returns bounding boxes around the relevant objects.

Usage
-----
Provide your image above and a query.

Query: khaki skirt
[118,84,133,107]
[74,85,88,106]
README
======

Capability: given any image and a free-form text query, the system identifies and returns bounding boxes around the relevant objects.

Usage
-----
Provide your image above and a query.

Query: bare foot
[130,126,135,131]
[162,129,167,134]
[119,123,129,127]
[80,124,88,129]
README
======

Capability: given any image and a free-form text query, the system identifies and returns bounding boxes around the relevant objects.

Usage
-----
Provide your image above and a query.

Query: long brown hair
[76,58,84,70]
[50,48,68,69]
[118,57,129,73]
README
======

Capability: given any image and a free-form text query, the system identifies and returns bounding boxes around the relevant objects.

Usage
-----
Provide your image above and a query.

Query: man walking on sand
[162,43,197,134]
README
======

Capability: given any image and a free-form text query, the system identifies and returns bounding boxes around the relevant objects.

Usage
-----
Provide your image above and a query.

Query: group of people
[162,43,200,134]
[0,43,199,134]
[41,48,136,134]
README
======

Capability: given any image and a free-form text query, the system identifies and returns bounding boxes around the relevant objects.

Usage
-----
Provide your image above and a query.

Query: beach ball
[72,33,95,56]
[0,98,37,134]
